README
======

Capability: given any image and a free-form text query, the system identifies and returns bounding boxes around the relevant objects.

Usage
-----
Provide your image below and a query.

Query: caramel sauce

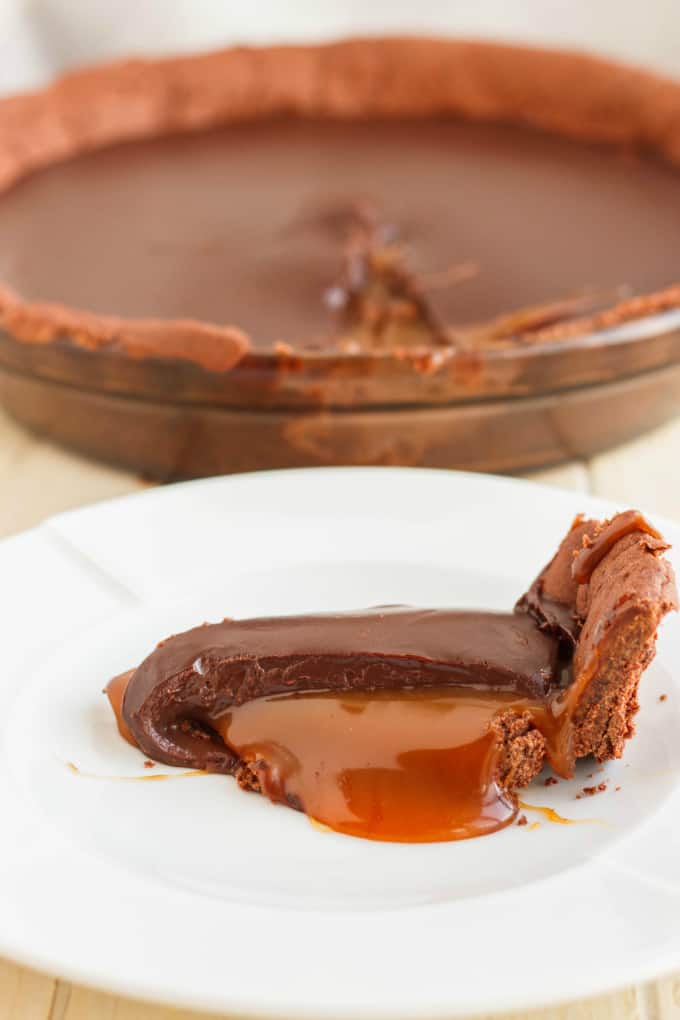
[518,801,586,825]
[212,689,560,843]
[106,668,583,842]
[104,669,136,747]
[67,761,204,782]
[572,510,661,584]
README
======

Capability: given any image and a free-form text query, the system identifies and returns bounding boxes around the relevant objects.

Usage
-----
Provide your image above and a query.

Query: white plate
[1,467,679,1017]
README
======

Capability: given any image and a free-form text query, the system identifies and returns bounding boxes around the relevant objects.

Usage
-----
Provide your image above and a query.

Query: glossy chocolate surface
[124,607,562,719]
[3,119,680,350]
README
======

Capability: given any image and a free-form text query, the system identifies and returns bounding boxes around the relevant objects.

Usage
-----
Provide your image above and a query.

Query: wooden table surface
[2,404,680,1020]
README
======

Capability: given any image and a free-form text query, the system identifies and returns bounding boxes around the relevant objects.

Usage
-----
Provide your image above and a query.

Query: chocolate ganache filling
[4,119,680,355]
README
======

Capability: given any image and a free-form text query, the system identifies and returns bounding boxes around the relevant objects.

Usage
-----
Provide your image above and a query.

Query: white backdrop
[1,0,679,96]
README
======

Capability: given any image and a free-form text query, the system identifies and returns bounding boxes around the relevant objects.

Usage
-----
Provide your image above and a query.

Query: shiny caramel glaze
[105,662,594,840]
[105,667,573,841]
[105,669,136,747]
[213,689,541,842]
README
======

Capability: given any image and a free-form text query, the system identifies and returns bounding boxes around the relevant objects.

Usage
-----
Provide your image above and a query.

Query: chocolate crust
[4,38,680,370]
[0,284,248,372]
[518,514,678,768]
[571,530,677,760]
[492,711,548,790]
[487,515,678,790]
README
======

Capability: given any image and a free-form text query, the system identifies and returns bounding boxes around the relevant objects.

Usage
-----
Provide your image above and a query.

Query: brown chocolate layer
[4,39,680,369]
[2,118,680,353]
[121,608,561,772]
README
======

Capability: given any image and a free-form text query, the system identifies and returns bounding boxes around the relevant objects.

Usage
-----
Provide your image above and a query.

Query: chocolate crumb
[143,760,155,769]
[581,782,608,796]
[517,814,528,826]
[659,693,668,702]
[543,776,559,786]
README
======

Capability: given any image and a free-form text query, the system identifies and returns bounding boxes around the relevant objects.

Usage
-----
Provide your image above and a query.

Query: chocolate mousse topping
[106,510,677,842]
[3,39,680,370]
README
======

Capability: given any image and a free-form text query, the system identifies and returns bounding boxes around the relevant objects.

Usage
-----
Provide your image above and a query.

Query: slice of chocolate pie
[106,510,677,842]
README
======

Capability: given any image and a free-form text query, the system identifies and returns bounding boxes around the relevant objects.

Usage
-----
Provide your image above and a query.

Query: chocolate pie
[106,510,677,842]
[2,39,680,476]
